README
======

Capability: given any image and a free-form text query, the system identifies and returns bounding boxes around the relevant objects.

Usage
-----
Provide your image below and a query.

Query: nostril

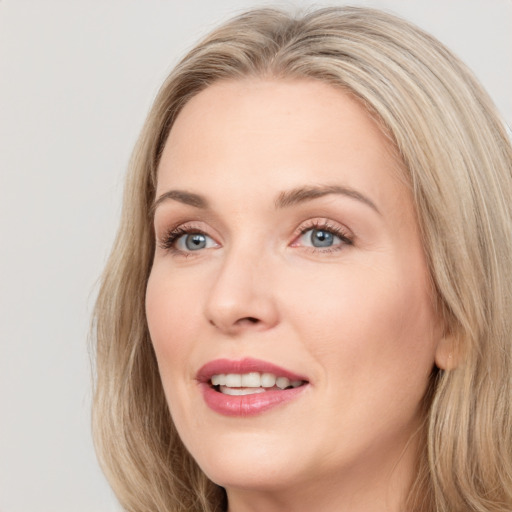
[208,317,259,328]
[238,317,260,325]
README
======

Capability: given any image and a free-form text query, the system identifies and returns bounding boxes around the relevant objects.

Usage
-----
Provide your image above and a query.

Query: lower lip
[201,383,308,417]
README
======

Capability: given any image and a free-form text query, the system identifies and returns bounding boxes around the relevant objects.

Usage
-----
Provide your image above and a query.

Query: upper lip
[197,357,308,383]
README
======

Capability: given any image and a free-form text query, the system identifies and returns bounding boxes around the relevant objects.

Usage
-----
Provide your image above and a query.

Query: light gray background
[0,1,510,511]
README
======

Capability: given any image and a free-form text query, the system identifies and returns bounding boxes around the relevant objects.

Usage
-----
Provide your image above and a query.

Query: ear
[434,330,459,370]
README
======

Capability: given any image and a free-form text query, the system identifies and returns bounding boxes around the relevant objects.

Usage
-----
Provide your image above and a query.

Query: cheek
[145,269,204,439]
[145,269,199,372]
[283,261,437,382]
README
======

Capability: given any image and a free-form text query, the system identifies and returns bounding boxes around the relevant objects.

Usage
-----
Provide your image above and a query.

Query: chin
[185,428,307,491]
[202,456,298,493]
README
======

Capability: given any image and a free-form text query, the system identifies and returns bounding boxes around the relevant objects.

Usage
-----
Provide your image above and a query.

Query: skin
[146,79,448,512]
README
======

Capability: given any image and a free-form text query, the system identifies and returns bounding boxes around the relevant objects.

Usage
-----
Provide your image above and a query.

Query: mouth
[197,358,310,416]
[210,371,306,395]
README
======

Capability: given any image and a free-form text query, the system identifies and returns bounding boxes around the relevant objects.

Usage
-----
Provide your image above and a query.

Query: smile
[197,358,310,416]
[212,372,304,395]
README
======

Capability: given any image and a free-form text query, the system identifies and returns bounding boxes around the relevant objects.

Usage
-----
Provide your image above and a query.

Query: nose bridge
[204,235,279,333]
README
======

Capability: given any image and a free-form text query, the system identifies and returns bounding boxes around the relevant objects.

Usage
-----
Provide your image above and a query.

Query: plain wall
[0,1,510,511]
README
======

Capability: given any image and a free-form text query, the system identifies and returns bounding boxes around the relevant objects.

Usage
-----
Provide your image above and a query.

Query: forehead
[156,78,406,210]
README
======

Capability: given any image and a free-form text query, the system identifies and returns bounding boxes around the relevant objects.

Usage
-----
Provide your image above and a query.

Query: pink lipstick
[197,358,309,417]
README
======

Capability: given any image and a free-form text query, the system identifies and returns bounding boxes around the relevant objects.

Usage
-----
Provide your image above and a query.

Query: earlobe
[434,332,459,370]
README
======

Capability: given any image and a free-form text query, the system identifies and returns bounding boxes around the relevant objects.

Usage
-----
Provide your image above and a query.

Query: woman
[92,6,512,512]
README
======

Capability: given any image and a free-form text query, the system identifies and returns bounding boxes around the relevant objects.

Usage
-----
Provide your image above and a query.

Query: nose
[204,245,280,335]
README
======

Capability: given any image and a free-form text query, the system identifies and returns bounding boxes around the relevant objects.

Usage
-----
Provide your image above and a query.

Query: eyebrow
[150,190,208,216]
[151,184,380,216]
[275,185,380,213]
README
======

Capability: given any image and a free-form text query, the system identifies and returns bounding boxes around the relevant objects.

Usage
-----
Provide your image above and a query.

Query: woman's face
[147,79,445,505]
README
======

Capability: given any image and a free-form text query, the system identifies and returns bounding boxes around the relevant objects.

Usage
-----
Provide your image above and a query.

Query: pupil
[312,229,333,247]
[186,233,206,250]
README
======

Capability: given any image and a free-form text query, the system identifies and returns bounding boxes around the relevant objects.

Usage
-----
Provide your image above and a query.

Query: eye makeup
[292,218,353,254]
[156,217,354,258]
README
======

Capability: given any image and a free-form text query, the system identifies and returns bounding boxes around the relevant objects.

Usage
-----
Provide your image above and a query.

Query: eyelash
[296,220,353,253]
[157,219,353,256]
[158,224,205,254]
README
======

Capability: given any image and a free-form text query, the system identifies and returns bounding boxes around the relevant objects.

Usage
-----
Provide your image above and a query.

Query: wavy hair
[92,7,512,511]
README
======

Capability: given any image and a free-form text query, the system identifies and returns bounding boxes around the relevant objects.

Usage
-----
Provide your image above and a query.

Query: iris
[310,229,335,247]
[185,233,207,250]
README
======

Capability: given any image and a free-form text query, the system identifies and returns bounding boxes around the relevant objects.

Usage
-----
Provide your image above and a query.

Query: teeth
[220,386,266,396]
[225,374,242,387]
[210,372,304,390]
[276,377,291,389]
[241,372,260,387]
[211,374,225,386]
[260,373,276,387]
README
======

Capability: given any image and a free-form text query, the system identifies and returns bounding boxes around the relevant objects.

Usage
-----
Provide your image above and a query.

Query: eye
[175,232,217,251]
[300,228,340,248]
[292,221,353,252]
[158,225,219,254]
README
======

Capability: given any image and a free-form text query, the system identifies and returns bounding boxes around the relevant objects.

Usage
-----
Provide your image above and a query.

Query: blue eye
[307,229,337,247]
[159,226,219,254]
[296,225,351,250]
[175,232,217,252]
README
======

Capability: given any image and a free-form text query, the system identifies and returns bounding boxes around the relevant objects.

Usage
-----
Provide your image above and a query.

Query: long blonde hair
[92,7,512,511]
